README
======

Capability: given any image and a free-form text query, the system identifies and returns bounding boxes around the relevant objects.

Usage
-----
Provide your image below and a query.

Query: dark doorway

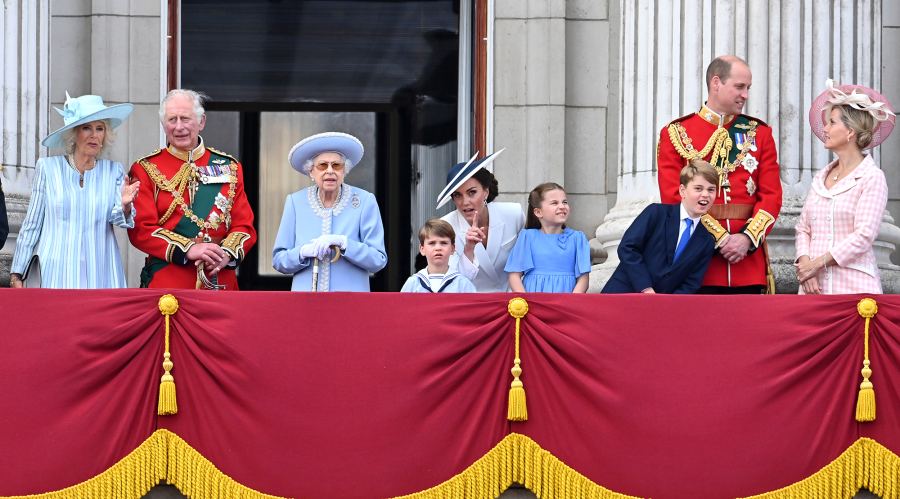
[181,0,460,291]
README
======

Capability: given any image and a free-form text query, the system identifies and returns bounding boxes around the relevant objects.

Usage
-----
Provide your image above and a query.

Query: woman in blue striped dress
[9,93,140,289]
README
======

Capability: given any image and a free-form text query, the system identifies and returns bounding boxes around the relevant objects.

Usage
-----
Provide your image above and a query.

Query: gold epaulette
[669,113,694,125]
[221,232,252,261]
[134,149,162,163]
[739,113,769,128]
[699,214,729,248]
[207,146,239,163]
[744,209,776,248]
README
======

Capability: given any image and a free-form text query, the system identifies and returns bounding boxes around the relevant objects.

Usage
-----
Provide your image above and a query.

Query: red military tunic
[128,141,257,289]
[657,104,782,288]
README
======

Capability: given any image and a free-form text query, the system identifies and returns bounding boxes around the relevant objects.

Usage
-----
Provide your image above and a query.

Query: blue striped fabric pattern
[11,155,135,288]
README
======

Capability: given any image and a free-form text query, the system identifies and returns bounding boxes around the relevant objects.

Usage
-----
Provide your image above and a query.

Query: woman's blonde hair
[825,104,877,149]
[61,119,116,155]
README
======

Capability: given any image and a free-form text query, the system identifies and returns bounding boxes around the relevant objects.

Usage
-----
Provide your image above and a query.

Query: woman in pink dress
[795,80,896,294]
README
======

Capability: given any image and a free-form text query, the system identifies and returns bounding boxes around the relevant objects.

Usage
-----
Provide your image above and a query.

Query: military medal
[742,153,758,174]
[746,177,757,196]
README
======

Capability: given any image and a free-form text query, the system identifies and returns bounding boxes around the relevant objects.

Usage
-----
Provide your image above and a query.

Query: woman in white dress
[436,151,525,292]
[10,93,139,289]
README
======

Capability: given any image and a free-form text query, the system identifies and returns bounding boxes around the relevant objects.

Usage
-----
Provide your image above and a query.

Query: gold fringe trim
[856,298,878,422]
[391,433,641,499]
[4,432,900,499]
[164,431,286,499]
[507,298,529,422]
[0,430,287,499]
[0,431,168,499]
[741,437,900,499]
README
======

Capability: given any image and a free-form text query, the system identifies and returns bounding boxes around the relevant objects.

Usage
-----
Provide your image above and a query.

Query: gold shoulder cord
[667,124,731,163]
[139,159,238,230]
[667,121,759,189]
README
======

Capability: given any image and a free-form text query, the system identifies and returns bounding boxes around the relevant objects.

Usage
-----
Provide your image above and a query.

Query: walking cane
[311,245,342,292]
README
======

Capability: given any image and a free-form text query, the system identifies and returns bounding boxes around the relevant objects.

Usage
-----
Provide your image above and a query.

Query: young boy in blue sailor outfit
[401,219,476,293]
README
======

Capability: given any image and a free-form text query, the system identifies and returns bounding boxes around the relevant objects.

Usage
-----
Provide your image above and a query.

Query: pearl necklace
[67,154,95,187]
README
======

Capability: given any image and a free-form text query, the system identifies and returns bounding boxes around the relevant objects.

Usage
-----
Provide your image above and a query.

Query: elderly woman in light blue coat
[273,132,387,291]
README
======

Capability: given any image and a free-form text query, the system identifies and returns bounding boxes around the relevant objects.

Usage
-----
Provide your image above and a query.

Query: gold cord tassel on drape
[158,294,180,416]
[855,298,878,422]
[507,298,529,422]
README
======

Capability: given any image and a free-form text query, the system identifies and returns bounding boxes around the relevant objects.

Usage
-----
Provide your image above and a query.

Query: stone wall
[493,0,616,237]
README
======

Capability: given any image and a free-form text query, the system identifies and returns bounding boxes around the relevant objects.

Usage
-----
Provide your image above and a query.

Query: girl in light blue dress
[505,183,591,293]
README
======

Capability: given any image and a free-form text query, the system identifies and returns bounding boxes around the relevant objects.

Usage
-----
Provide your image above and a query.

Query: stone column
[493,1,567,203]
[0,0,51,285]
[591,0,900,293]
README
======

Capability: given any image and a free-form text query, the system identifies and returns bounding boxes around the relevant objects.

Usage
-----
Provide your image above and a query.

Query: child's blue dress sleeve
[574,230,591,276]
[504,228,534,274]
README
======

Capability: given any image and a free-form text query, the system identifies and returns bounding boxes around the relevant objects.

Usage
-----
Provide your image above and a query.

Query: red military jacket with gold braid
[127,142,257,290]
[657,104,782,288]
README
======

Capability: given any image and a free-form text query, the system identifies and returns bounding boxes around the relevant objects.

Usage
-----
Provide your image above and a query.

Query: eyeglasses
[314,161,346,172]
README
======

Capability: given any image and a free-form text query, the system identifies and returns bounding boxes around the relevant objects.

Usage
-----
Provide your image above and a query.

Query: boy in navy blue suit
[602,160,727,294]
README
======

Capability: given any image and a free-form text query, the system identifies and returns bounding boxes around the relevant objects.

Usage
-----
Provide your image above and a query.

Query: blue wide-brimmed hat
[435,149,505,209]
[288,132,364,176]
[42,92,134,148]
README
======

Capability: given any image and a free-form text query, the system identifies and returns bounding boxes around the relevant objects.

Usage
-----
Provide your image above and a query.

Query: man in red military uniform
[657,55,782,293]
[128,89,256,289]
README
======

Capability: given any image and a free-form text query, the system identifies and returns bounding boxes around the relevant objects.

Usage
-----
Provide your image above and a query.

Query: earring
[483,199,487,206]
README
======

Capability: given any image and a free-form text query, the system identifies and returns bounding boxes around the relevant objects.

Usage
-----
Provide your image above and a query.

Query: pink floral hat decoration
[809,79,895,149]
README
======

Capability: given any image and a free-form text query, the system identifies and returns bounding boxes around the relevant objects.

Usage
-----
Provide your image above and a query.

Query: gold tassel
[158,294,180,416]
[855,298,878,423]
[507,298,529,422]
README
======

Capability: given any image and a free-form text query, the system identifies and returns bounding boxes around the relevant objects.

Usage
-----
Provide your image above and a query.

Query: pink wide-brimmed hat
[809,79,896,149]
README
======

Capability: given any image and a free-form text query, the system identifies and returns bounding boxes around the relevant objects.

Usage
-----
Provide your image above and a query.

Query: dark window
[182,0,460,290]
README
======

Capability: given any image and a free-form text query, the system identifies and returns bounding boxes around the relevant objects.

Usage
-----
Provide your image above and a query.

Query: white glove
[299,242,318,260]
[313,234,348,259]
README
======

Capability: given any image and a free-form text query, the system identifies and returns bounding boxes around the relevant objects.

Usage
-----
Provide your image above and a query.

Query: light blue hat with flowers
[41,92,134,148]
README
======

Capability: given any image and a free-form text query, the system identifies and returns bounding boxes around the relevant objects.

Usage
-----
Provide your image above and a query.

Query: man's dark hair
[705,55,748,90]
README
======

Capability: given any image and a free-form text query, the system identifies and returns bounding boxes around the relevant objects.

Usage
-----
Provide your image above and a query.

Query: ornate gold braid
[139,159,238,231]
[667,121,758,185]
[667,124,730,163]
